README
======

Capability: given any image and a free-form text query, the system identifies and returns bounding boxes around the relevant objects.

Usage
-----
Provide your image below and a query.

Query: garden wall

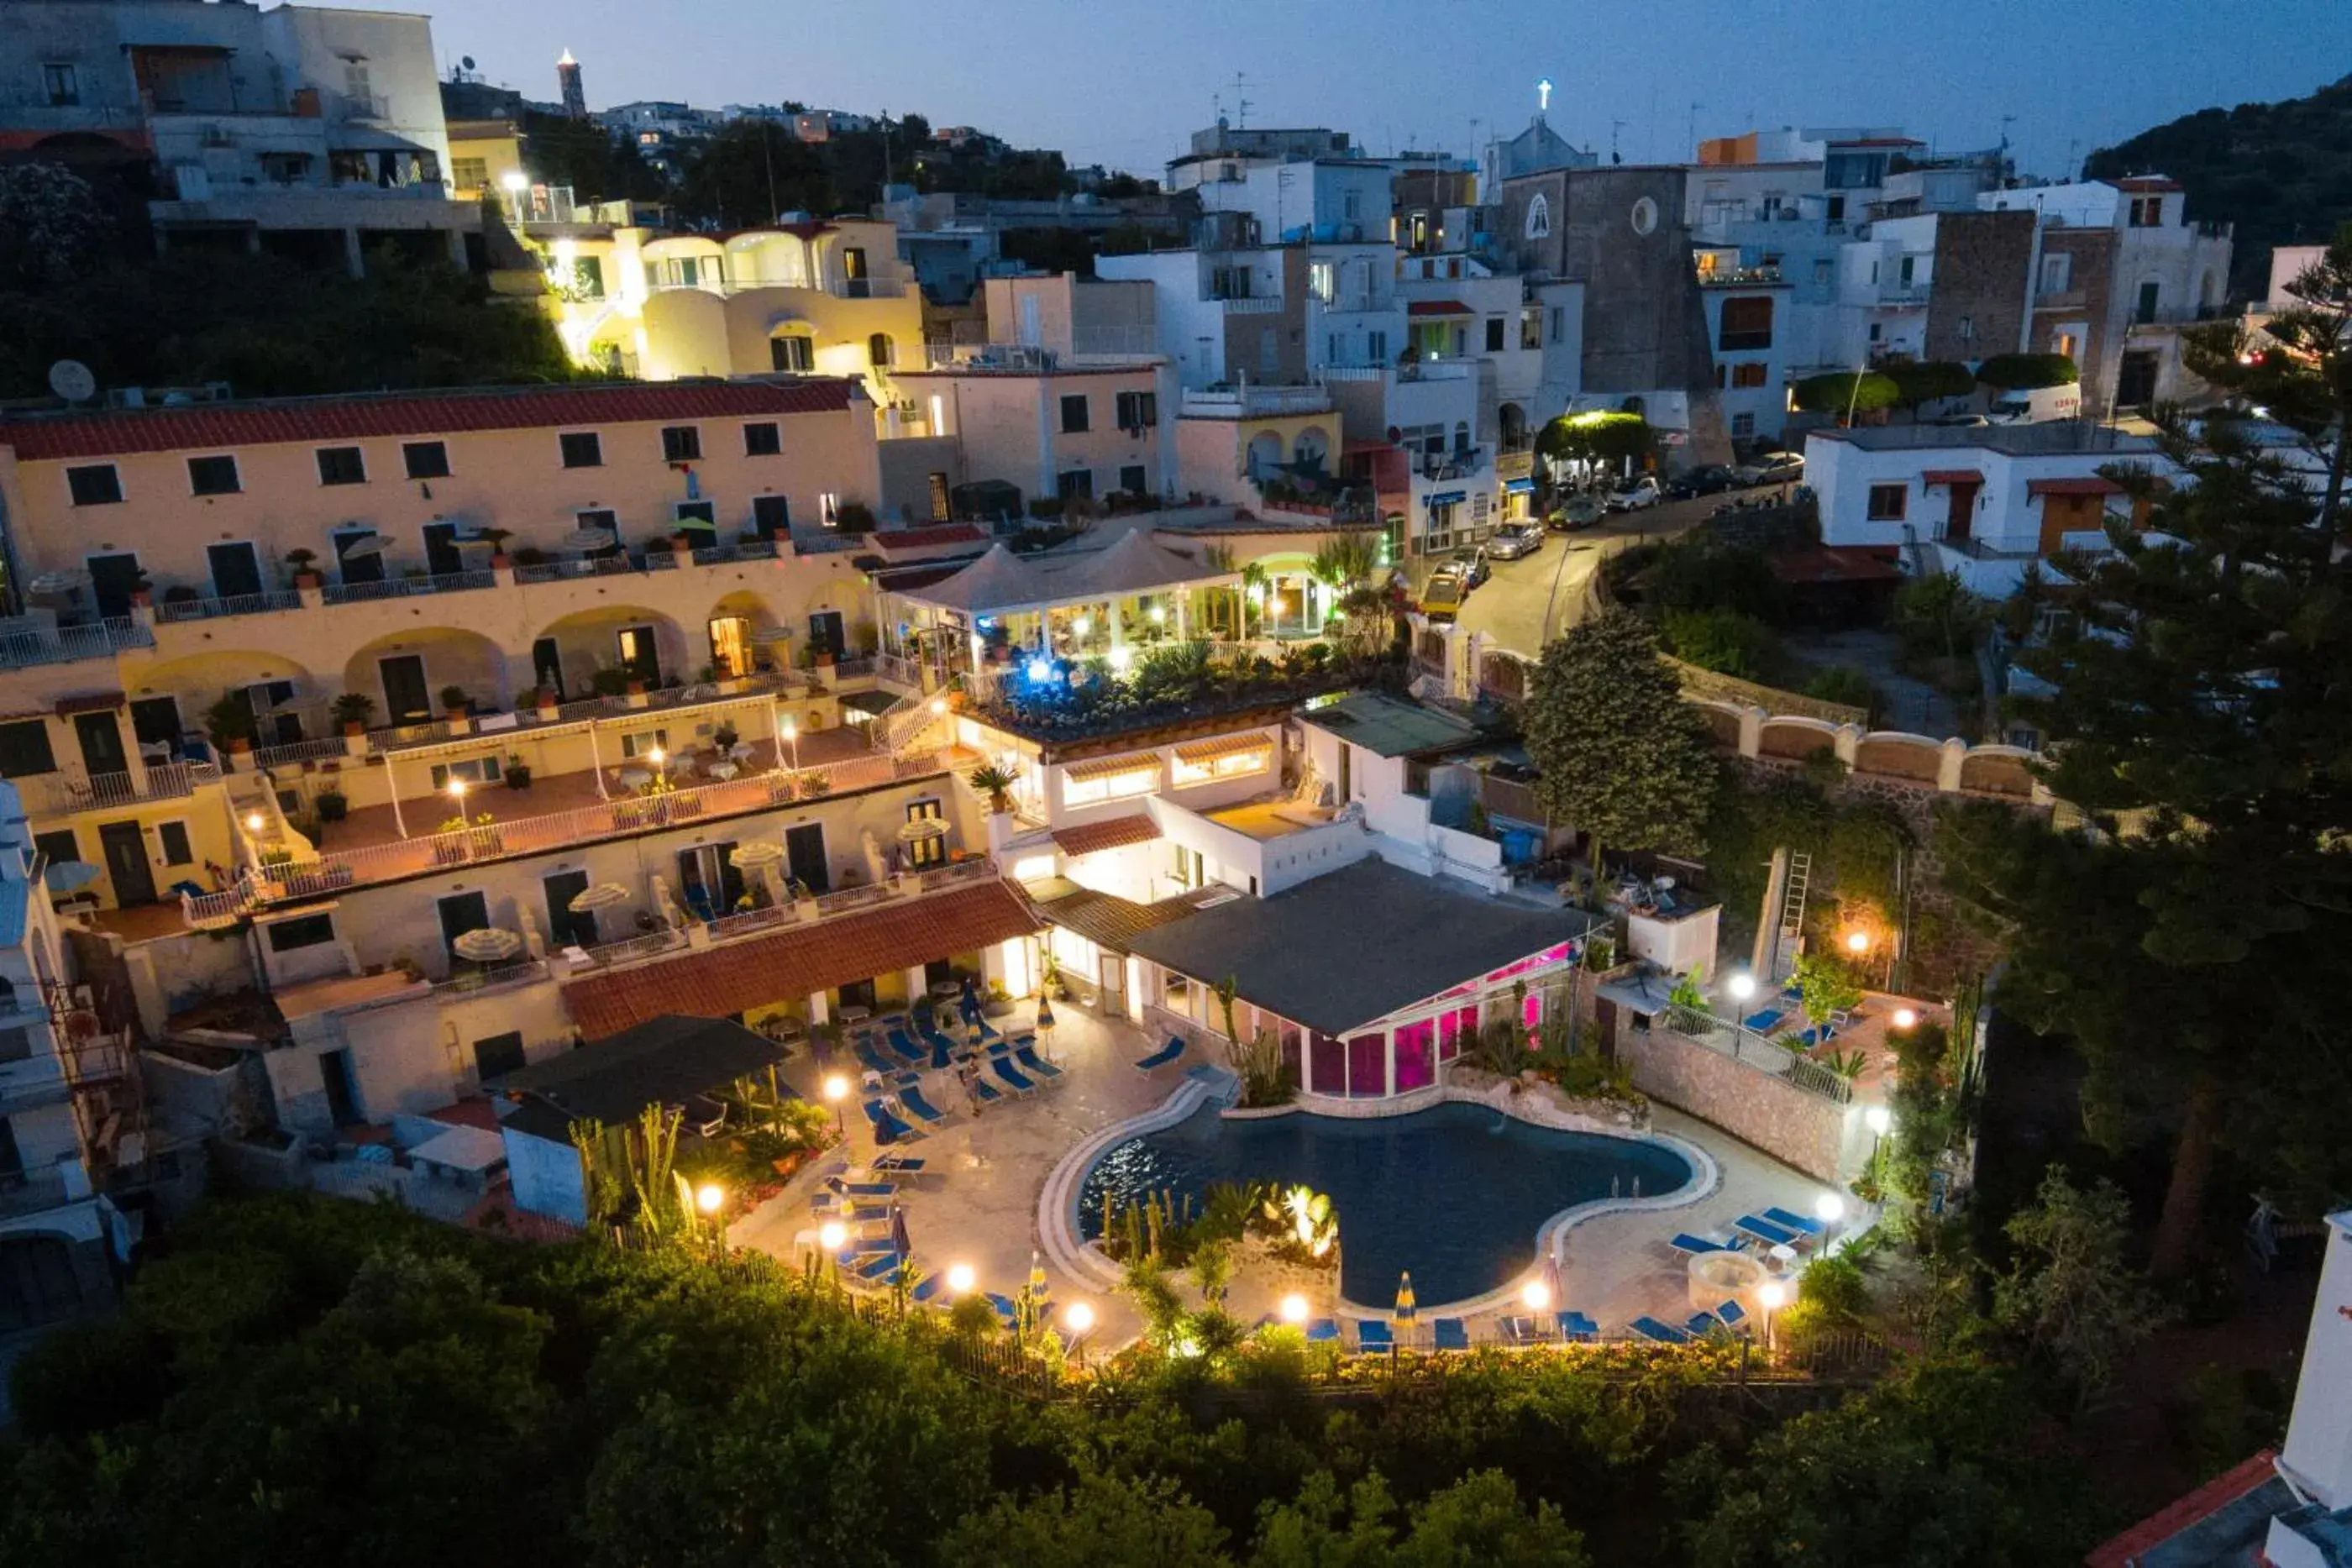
[1620,1024,1855,1183]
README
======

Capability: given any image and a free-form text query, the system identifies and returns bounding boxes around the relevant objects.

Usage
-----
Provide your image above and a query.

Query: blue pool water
[1077,1101,1694,1307]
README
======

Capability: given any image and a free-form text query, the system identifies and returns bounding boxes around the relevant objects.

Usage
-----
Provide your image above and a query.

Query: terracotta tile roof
[1172,732,1273,767]
[1768,544,1903,586]
[1035,884,1227,954]
[1919,469,1984,485]
[1051,813,1160,857]
[873,524,990,553]
[559,878,1042,1039]
[1063,750,1163,784]
[2085,1450,2279,1568]
[1406,299,1473,317]
[2027,475,2124,496]
[0,380,858,461]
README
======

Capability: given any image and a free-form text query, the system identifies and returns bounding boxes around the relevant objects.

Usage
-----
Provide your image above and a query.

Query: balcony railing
[1181,383,1332,417]
[0,616,153,668]
[18,761,223,816]
[155,589,303,623]
[1207,294,1283,313]
[320,569,496,606]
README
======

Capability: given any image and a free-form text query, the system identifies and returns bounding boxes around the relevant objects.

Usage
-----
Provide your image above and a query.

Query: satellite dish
[462,54,476,71]
[48,360,96,404]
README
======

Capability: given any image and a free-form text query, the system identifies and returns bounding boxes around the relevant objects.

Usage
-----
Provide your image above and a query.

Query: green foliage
[946,1472,1229,1567]
[202,693,256,747]
[1792,952,1863,1030]
[519,109,666,205]
[967,763,1017,809]
[1252,1469,1591,1567]
[1890,572,1990,662]
[1993,1167,2170,1401]
[1882,359,1977,408]
[1790,370,1899,414]
[0,161,116,287]
[0,239,581,401]
[1664,968,1712,1035]
[1639,533,1790,623]
[1799,664,1879,717]
[1535,411,1652,467]
[1972,352,2080,390]
[1309,532,1381,590]
[1522,606,1715,875]
[1673,1358,2099,1566]
[1662,608,1783,682]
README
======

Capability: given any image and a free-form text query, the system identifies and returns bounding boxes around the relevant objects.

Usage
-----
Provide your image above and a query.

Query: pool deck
[729,1004,1846,1350]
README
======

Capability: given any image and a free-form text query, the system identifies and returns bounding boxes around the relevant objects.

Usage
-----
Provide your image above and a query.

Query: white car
[1487,522,1544,560]
[1606,476,1662,512]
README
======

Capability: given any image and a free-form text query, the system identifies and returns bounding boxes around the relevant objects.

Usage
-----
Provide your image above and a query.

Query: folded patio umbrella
[1027,1250,1048,1304]
[889,1203,910,1260]
[1393,1272,1417,1330]
[1035,995,1055,1031]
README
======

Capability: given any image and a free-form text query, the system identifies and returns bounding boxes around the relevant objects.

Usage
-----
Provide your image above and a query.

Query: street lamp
[817,1219,848,1253]
[1815,1192,1846,1224]
[822,1072,849,1135]
[1520,1279,1551,1312]
[1843,929,1871,957]
[501,170,529,194]
[1892,1006,1919,1030]
[1278,1292,1310,1325]
[1726,973,1757,1003]
[945,1262,975,1295]
[1864,1103,1893,1167]
[781,720,800,773]
[648,745,665,782]
[1063,1299,1095,1364]
[447,776,467,805]
[696,1182,725,1214]
[1757,1279,1788,1350]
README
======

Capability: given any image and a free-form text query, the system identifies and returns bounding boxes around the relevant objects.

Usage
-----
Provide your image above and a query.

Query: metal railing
[20,760,222,815]
[513,555,638,585]
[252,736,354,770]
[0,617,152,667]
[1661,1009,1855,1104]
[320,569,495,606]
[690,539,781,565]
[430,958,549,995]
[155,589,302,623]
[1182,383,1332,417]
[1209,294,1283,313]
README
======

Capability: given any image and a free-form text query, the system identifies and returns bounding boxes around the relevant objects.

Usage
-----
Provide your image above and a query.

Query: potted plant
[285,547,321,588]
[314,786,348,822]
[967,763,1016,813]
[712,721,738,753]
[163,584,200,606]
[504,753,532,789]
[438,685,472,717]
[591,667,632,698]
[203,693,256,752]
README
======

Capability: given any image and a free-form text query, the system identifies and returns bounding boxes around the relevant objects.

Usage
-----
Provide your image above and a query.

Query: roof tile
[1051,813,1161,857]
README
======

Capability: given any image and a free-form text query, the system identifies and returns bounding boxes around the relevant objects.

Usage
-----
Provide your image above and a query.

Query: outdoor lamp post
[1726,973,1756,1003]
[1520,1280,1551,1312]
[945,1262,975,1296]
[1278,1293,1310,1325]
[696,1183,725,1215]
[818,1219,848,1254]
[822,1072,850,1136]
[648,746,665,784]
[1892,1006,1919,1030]
[1864,1103,1893,1165]
[1063,1300,1095,1365]
[1843,929,1871,957]
[1757,1279,1788,1351]
[781,720,800,774]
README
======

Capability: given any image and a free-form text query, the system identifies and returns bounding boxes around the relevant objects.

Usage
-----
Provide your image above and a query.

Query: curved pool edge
[1046,1078,1721,1319]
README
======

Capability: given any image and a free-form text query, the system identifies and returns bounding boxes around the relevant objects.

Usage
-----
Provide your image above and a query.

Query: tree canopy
[1536,411,1653,468]
[1882,359,1977,409]
[1790,370,1899,416]
[1523,606,1717,874]
[1973,353,2079,391]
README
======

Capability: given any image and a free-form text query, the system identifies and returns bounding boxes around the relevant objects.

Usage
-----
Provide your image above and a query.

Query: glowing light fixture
[1892,1007,1918,1030]
[1520,1280,1552,1311]
[1864,1105,1893,1135]
[1843,929,1871,955]
[1757,1280,1789,1309]
[1815,1193,1846,1223]
[695,1183,725,1214]
[817,1220,847,1251]
[1726,973,1756,1002]
[1063,1301,1095,1334]
[1278,1293,1310,1324]
[945,1262,976,1294]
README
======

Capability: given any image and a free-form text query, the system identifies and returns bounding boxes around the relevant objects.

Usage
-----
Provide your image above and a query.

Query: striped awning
[2027,476,2124,497]
[1504,477,1536,494]
[1173,732,1273,768]
[1063,750,1161,783]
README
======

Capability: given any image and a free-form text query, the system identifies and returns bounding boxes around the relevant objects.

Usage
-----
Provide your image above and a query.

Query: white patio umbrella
[729,841,789,905]
[450,926,526,962]
[337,534,393,559]
[42,859,102,893]
[560,527,622,553]
[568,882,632,914]
[26,569,92,594]
[750,624,795,645]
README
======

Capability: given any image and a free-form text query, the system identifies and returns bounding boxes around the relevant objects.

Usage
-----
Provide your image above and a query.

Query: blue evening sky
[371,0,2345,180]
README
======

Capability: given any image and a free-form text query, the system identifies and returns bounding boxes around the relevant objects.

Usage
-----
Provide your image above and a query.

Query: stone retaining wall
[1619,1025,1855,1183]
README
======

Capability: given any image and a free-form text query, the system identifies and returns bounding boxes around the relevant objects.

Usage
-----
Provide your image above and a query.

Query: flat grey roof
[497,1014,785,1142]
[1809,422,2160,457]
[1296,692,1479,758]
[1127,858,1596,1035]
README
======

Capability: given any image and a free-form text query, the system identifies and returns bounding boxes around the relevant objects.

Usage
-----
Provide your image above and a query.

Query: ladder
[1771,851,1813,983]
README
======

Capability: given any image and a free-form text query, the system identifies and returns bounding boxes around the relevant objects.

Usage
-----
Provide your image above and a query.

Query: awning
[559,878,1043,1039]
[1063,750,1161,784]
[1173,732,1273,768]
[1051,814,1160,857]
[1407,300,1473,317]
[1503,477,1536,495]
[2027,476,2124,497]
[1920,469,1983,485]
[1424,490,1467,507]
[55,691,127,716]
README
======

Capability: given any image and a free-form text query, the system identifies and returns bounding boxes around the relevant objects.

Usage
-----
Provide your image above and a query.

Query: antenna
[1687,100,1704,160]
[1610,119,1627,164]
[1229,72,1252,129]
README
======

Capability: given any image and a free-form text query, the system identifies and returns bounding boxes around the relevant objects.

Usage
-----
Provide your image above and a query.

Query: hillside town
[0,4,2347,1565]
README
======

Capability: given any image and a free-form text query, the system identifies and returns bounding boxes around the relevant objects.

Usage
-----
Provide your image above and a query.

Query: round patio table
[838,1004,871,1024]
[706,761,739,780]
[617,767,651,789]
[1768,1243,1798,1272]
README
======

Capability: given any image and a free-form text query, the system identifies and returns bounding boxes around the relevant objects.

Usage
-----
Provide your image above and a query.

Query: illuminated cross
[1537,78,1553,113]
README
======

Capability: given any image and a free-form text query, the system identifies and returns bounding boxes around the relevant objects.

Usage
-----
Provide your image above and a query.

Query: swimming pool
[1076,1100,1697,1307]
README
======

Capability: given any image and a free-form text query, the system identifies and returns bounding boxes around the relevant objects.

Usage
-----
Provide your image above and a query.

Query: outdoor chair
[969,1076,1005,1109]
[1304,1319,1341,1344]
[1761,1206,1826,1237]
[1713,1300,1749,1333]
[827,1175,897,1198]
[1353,1320,1395,1353]
[1555,1310,1599,1342]
[897,1086,951,1125]
[1732,1214,1802,1249]
[1630,1316,1691,1344]
[1432,1319,1470,1351]
[1013,1044,1063,1082]
[1685,1310,1725,1338]
[869,1152,927,1175]
[989,1057,1038,1094]
[885,1027,927,1066]
[1134,1036,1186,1071]
[1670,1233,1730,1256]
[1498,1314,1543,1345]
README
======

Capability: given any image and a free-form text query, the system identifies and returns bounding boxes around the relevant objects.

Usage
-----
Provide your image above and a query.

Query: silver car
[1487,522,1544,560]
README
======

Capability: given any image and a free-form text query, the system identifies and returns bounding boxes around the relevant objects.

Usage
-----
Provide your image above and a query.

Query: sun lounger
[1010,1032,1037,1050]
[1134,1036,1186,1071]
[884,1027,927,1066]
[819,1200,893,1224]
[1762,1206,1826,1236]
[1432,1318,1470,1351]
[1498,1314,1542,1345]
[897,1086,951,1125]
[1630,1316,1691,1344]
[1304,1318,1341,1344]
[1686,1310,1725,1337]
[861,1098,919,1146]
[1731,1214,1802,1248]
[984,1038,1012,1057]
[989,1057,1037,1094]
[1741,1008,1783,1032]
[869,1152,926,1174]
[854,1041,896,1077]
[827,1175,898,1198]
[1670,1233,1730,1256]
[1555,1310,1599,1342]
[969,1075,1004,1109]
[1013,1045,1063,1082]
[1714,1299,1749,1332]
[910,1274,946,1304]
[986,1292,1019,1322]
[1354,1320,1394,1352]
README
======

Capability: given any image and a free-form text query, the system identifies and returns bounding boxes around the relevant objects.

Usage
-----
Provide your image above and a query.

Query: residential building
[1694,247,1794,446]
[0,0,476,275]
[1982,177,2234,414]
[1483,113,1597,186]
[1391,152,1480,257]
[793,108,874,143]
[1837,207,2036,370]
[890,274,1173,510]
[1805,422,2164,596]
[444,116,524,200]
[1095,244,1311,391]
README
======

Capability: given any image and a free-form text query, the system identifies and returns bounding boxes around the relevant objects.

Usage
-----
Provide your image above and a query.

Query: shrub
[1800,664,1879,715]
[1791,370,1900,414]
[1975,351,2079,389]
[1882,359,1976,408]
[1662,608,1782,681]
[1642,534,1787,621]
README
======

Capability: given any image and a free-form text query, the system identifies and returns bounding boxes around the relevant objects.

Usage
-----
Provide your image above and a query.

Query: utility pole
[1687,100,1704,161]
[1610,119,1626,165]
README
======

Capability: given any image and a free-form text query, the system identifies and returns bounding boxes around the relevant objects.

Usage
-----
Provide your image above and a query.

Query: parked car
[1419,562,1469,621]
[1605,476,1662,512]
[1487,522,1543,560]
[1732,453,1806,488]
[1666,464,1740,500]
[1457,547,1492,590]
[1547,495,1606,531]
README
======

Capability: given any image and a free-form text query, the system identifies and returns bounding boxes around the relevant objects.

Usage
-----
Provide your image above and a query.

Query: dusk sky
[365,0,2343,180]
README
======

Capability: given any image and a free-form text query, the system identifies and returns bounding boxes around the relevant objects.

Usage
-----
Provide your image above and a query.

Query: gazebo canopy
[896,533,1239,619]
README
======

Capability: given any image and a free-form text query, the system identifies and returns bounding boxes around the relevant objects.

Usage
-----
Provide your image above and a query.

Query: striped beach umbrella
[889,1203,911,1261]
[1028,1249,1049,1306]
[1035,994,1055,1031]
[1393,1271,1417,1329]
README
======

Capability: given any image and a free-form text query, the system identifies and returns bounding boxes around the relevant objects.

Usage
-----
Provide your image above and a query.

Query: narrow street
[1445,493,1729,655]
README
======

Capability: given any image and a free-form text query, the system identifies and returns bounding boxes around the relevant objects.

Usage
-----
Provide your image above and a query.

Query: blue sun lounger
[1670,1233,1730,1256]
[1432,1318,1470,1351]
[1732,1214,1802,1248]
[1686,1310,1727,1337]
[862,1098,918,1145]
[1135,1036,1186,1071]
[897,1086,950,1125]
[968,1075,1004,1109]
[1304,1318,1341,1344]
[1556,1310,1599,1342]
[986,1292,1019,1323]
[1713,1299,1749,1332]
[1630,1316,1691,1344]
[1354,1320,1395,1352]
[984,1037,1012,1057]
[826,1175,897,1198]
[1762,1206,1826,1237]
[884,1027,927,1066]
[854,1041,896,1077]
[846,1250,905,1282]
[869,1152,926,1174]
[909,1273,946,1304]
[1013,1044,1063,1082]
[989,1057,1037,1094]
